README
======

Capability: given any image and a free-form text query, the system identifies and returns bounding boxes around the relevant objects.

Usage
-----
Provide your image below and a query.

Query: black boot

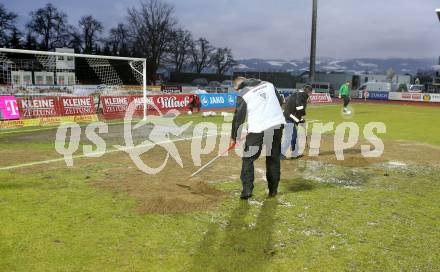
[268,190,278,198]
[280,154,289,160]
[240,191,253,200]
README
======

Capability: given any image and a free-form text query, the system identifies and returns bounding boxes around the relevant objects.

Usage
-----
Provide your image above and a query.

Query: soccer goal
[0,48,148,119]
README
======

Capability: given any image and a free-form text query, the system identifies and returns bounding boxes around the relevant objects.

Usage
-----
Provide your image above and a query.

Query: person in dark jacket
[188,95,201,113]
[231,77,286,199]
[281,85,312,160]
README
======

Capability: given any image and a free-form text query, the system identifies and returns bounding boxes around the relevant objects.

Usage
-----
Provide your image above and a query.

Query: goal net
[0,48,147,118]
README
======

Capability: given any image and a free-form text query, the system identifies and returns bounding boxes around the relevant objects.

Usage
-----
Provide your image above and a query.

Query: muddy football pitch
[0,103,439,271]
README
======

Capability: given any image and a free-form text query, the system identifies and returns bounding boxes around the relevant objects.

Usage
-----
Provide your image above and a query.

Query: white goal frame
[0,48,148,119]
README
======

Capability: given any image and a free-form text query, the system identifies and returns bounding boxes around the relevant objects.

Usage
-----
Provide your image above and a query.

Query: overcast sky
[6,0,440,60]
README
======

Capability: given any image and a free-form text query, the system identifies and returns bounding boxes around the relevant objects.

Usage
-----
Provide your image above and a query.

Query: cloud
[7,0,440,59]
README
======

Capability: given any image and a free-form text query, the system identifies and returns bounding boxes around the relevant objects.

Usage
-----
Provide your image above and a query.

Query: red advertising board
[310,93,332,104]
[100,96,131,118]
[151,94,192,111]
[401,93,422,102]
[16,96,97,119]
[100,94,193,118]
[59,96,95,116]
[17,97,60,118]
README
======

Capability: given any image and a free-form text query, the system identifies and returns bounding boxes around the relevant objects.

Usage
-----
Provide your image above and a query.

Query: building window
[68,75,75,85]
[36,76,43,84]
[46,76,54,85]
[23,75,31,84]
[12,75,20,84]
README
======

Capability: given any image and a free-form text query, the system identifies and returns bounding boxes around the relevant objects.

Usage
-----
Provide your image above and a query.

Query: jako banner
[368,91,389,100]
[0,96,20,120]
[199,93,237,109]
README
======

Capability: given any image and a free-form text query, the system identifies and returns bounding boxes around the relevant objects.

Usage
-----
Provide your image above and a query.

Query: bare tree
[166,28,192,72]
[212,47,236,76]
[24,31,38,50]
[190,38,213,74]
[108,23,130,56]
[127,0,176,84]
[65,27,83,53]
[26,3,70,50]
[0,3,18,47]
[78,15,104,53]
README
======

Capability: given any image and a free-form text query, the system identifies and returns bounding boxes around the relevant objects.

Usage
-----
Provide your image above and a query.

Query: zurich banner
[199,93,237,109]
[368,91,389,101]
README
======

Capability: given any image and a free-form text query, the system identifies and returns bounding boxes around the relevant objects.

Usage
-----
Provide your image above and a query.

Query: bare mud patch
[295,135,440,168]
[91,141,232,214]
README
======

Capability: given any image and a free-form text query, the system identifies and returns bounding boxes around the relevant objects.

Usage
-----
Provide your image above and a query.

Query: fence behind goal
[0,48,148,120]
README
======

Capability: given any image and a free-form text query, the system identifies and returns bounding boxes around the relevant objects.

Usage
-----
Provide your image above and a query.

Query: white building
[34,71,55,85]
[360,74,411,85]
[55,48,75,70]
[11,71,32,86]
[56,72,76,85]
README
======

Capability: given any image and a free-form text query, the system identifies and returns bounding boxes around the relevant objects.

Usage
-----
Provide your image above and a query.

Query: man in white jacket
[231,77,286,199]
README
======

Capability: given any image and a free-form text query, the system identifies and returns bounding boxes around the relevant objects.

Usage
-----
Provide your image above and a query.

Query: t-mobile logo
[5,100,19,116]
[0,97,20,120]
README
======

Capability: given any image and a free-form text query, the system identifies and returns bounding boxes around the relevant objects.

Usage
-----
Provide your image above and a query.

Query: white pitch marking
[0,133,229,171]
[0,113,230,136]
[0,127,58,135]
[0,120,139,136]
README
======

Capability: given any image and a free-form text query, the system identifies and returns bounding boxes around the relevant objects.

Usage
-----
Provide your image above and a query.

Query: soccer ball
[187,111,192,115]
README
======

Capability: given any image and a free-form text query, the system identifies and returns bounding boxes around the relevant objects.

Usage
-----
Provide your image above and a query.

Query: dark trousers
[240,127,283,195]
[343,95,350,107]
[189,103,200,112]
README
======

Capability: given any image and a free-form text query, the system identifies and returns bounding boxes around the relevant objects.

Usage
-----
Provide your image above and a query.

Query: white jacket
[241,81,286,133]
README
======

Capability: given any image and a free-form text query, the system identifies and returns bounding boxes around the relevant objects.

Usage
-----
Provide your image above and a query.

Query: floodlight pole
[436,9,440,87]
[309,0,318,84]
[143,60,147,120]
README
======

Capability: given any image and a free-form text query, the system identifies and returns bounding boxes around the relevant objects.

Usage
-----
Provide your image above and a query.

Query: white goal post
[0,48,148,119]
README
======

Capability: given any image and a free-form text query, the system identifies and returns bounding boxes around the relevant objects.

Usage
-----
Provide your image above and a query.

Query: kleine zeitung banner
[59,97,96,116]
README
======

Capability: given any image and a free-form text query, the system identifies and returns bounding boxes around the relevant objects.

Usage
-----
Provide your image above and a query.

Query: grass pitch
[0,103,439,271]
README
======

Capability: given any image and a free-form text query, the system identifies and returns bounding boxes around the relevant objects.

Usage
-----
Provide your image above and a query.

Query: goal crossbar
[0,48,146,62]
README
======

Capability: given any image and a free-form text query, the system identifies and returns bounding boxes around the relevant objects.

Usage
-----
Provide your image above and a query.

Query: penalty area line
[0,132,229,171]
[0,119,141,136]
